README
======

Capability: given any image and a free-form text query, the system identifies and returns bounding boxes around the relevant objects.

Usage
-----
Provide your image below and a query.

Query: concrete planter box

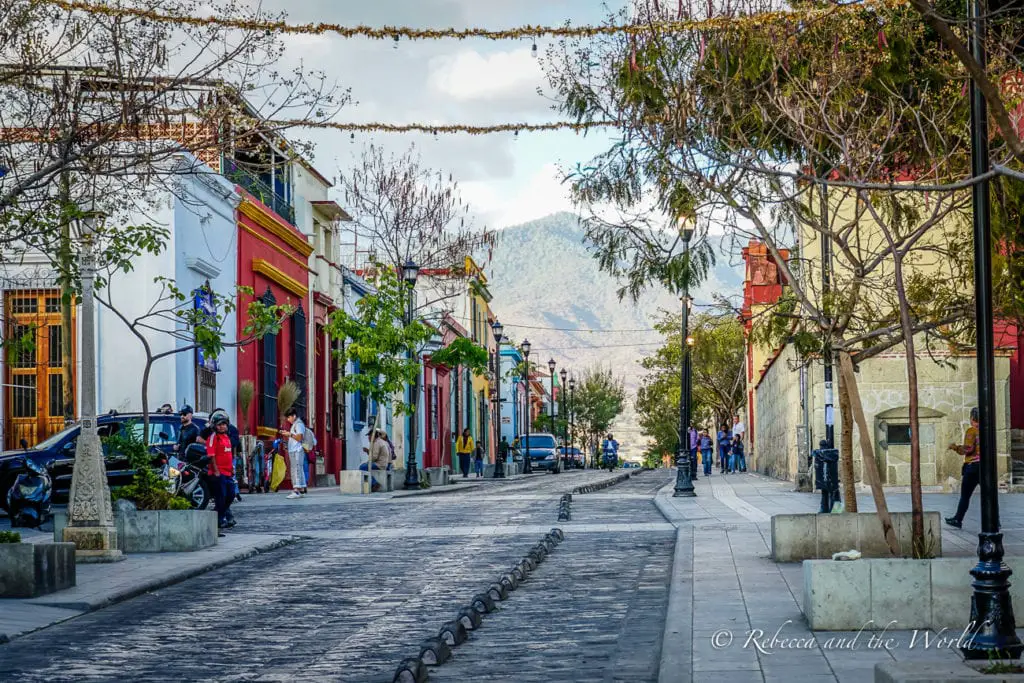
[53,509,217,553]
[772,511,942,561]
[877,661,1024,682]
[424,467,449,487]
[0,542,76,598]
[339,468,395,493]
[804,556,1024,630]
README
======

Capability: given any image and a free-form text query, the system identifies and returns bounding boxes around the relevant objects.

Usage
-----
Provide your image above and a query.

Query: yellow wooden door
[5,292,74,450]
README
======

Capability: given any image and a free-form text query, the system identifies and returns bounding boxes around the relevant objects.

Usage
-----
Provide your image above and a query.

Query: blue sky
[249,0,627,229]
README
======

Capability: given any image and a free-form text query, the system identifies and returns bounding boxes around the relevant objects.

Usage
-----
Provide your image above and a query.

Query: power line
[504,322,659,333]
[529,342,664,351]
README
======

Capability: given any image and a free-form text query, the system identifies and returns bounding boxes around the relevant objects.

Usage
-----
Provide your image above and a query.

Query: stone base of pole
[62,432,124,563]
[961,532,1024,660]
[673,448,696,498]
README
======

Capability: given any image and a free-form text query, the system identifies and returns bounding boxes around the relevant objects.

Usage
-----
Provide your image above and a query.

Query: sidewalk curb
[21,535,299,616]
[654,492,684,526]
[658,525,693,683]
[388,481,489,498]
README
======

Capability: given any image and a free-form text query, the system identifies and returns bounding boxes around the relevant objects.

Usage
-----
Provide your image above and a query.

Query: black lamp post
[521,339,532,474]
[560,368,568,466]
[569,376,576,468]
[674,226,696,498]
[402,258,421,490]
[492,320,505,479]
[961,0,1022,659]
[547,358,557,435]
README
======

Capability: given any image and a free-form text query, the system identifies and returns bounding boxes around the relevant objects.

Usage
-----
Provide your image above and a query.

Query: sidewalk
[0,532,295,643]
[654,472,1023,683]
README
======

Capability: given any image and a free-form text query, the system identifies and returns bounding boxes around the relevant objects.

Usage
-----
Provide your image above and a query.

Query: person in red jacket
[206,413,235,529]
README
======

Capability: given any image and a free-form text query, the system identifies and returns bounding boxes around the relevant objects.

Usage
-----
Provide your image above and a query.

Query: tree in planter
[106,423,191,511]
[97,278,292,444]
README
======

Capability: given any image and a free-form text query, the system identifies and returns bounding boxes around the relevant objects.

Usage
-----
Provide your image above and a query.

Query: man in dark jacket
[176,405,202,454]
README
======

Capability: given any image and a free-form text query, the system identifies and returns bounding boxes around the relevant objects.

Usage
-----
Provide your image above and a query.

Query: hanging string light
[254,118,618,135]
[42,0,910,41]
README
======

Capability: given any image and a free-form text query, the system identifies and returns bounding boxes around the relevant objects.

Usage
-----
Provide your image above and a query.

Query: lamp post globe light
[402,258,421,491]
[521,339,532,474]
[674,225,696,498]
[491,320,505,479]
[63,206,123,561]
[568,376,576,468]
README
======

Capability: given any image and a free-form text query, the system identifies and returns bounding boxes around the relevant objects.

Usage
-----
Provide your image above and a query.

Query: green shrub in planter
[0,530,21,543]
[107,424,193,511]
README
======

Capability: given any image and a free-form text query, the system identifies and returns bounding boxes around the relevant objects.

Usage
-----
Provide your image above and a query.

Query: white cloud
[427,48,543,104]
[462,163,577,228]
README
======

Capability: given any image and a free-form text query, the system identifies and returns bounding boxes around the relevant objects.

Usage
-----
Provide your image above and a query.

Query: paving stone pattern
[0,469,678,683]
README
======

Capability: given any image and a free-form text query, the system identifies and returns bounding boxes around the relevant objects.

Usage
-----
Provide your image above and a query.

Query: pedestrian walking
[688,424,699,481]
[946,407,981,529]
[205,413,235,530]
[499,436,510,472]
[717,425,732,473]
[732,434,747,473]
[279,408,308,499]
[700,430,713,476]
[456,428,474,478]
[474,446,484,477]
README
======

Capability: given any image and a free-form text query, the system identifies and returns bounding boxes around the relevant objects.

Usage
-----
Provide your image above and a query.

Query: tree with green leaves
[97,278,290,443]
[637,312,746,457]
[571,366,627,464]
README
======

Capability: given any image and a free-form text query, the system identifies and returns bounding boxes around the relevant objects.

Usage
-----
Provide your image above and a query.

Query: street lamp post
[402,259,421,491]
[674,226,696,498]
[961,0,1022,659]
[569,376,576,468]
[547,358,557,433]
[560,368,568,465]
[63,206,123,562]
[492,320,505,479]
[521,339,532,474]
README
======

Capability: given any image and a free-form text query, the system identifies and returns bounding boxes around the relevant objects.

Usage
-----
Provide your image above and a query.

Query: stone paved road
[0,469,676,683]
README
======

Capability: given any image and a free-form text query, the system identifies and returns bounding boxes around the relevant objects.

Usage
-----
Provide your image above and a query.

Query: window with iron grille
[332,339,345,434]
[258,288,278,427]
[292,304,307,422]
[197,367,217,414]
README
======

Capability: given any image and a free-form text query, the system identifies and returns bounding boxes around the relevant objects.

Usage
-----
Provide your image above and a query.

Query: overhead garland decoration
[257,119,619,135]
[44,0,910,41]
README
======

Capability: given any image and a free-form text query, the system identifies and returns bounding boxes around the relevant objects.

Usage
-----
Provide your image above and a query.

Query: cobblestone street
[0,469,676,683]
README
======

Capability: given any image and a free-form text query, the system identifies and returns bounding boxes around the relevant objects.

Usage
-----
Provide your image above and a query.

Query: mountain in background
[484,212,745,458]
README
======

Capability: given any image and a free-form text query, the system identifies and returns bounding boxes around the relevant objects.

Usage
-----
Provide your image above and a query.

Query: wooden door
[5,291,74,449]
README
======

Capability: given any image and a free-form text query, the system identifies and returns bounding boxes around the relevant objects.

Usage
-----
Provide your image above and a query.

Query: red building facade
[235,192,313,489]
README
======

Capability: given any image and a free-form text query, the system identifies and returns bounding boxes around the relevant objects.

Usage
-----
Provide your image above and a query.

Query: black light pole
[961,0,1022,660]
[492,320,505,479]
[402,259,421,490]
[547,358,557,435]
[521,339,532,474]
[685,323,697,481]
[560,368,568,465]
[569,376,576,468]
[674,226,696,497]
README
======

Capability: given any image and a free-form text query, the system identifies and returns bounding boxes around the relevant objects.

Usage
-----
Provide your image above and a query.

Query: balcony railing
[223,159,296,226]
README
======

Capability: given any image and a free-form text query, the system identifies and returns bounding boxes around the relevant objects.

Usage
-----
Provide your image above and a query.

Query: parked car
[558,446,584,469]
[521,433,562,473]
[0,409,207,512]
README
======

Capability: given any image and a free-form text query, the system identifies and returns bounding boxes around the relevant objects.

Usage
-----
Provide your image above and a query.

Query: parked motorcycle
[7,456,52,528]
[169,443,212,509]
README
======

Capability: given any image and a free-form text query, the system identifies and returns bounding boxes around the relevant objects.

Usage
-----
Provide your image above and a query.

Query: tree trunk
[838,369,858,512]
[58,174,75,423]
[141,358,152,447]
[839,351,900,556]
[891,257,926,557]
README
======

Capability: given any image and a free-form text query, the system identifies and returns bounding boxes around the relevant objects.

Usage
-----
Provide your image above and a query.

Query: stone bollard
[551,528,564,541]
[500,574,516,593]
[471,592,497,614]
[438,619,468,646]
[488,581,510,601]
[457,605,483,630]
[520,556,535,573]
[393,657,427,683]
[510,565,525,582]
[419,636,452,666]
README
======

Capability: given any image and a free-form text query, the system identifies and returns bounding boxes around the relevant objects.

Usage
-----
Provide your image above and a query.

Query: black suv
[0,410,207,512]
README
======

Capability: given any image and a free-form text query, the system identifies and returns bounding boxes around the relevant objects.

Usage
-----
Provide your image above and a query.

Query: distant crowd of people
[686,415,747,476]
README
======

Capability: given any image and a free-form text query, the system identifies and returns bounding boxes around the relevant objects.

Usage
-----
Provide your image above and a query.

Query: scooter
[7,457,52,528]
[602,450,618,472]
[171,443,212,509]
